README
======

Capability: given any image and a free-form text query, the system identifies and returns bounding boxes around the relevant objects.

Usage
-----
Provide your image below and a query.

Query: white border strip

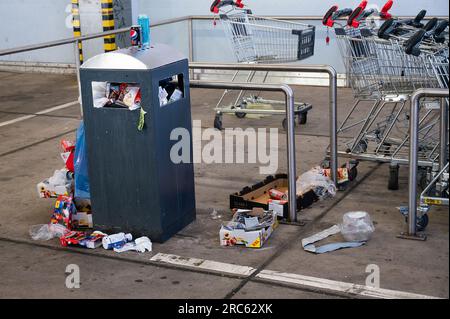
[256,270,441,299]
[0,100,79,128]
[150,253,441,299]
[150,253,256,277]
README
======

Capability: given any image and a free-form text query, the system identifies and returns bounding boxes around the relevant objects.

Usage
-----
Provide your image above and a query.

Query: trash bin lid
[81,43,186,70]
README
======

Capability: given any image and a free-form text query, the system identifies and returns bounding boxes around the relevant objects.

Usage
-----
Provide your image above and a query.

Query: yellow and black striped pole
[101,0,117,52]
[71,0,83,64]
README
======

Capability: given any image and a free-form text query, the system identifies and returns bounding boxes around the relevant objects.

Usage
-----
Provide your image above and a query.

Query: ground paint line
[150,253,256,277]
[0,100,79,128]
[256,270,441,299]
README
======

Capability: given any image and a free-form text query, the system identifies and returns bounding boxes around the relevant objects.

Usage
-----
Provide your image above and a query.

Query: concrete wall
[0,0,74,64]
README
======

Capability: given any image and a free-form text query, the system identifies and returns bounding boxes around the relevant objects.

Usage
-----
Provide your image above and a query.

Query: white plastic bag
[29,224,68,241]
[340,211,375,242]
[92,81,108,108]
[296,166,337,199]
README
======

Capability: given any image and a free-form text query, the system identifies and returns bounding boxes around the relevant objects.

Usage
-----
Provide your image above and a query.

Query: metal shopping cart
[323,0,449,231]
[209,0,316,130]
[324,1,448,189]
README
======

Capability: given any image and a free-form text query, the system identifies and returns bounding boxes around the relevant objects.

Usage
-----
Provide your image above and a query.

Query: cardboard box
[37,179,72,198]
[219,211,278,248]
[71,212,93,229]
[230,174,318,219]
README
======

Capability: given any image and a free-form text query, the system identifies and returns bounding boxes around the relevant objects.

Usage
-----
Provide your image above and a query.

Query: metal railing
[2,15,444,60]
[189,63,339,186]
[403,88,449,240]
[191,80,298,221]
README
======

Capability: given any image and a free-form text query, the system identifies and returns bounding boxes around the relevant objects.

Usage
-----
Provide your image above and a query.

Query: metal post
[327,66,339,185]
[189,81,298,222]
[74,39,83,118]
[407,91,420,238]
[188,18,194,80]
[188,18,194,62]
[188,63,339,185]
[400,88,449,240]
[440,98,448,172]
[285,84,297,221]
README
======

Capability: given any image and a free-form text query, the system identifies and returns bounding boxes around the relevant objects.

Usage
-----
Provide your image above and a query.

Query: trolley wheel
[213,114,223,131]
[282,118,297,130]
[356,139,368,153]
[348,164,358,182]
[298,112,308,125]
[417,214,429,232]
[388,163,400,190]
[233,102,247,119]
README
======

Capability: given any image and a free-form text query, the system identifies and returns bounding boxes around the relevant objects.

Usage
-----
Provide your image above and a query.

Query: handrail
[189,62,339,186]
[0,16,189,57]
[190,80,298,222]
[404,88,449,239]
[2,14,447,58]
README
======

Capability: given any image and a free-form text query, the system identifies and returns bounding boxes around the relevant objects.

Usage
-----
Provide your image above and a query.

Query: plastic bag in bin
[74,121,90,199]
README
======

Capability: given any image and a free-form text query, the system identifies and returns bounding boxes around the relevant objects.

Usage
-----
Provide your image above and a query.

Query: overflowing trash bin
[79,44,196,242]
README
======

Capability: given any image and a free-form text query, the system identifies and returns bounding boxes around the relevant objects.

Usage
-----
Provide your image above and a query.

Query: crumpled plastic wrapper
[340,211,375,242]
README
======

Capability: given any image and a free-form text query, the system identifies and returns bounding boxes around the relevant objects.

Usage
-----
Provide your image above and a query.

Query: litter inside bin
[92,81,142,110]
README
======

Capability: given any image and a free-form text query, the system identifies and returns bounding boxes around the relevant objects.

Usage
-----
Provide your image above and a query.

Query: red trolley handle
[322,6,353,27]
[379,0,394,20]
[347,1,368,28]
[210,0,244,14]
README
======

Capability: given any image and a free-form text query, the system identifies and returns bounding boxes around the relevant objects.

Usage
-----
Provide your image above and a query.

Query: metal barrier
[401,88,449,240]
[189,63,339,186]
[191,80,297,222]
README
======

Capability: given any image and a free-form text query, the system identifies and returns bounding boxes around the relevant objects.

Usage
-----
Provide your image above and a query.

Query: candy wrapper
[106,82,141,110]
[60,231,106,249]
[51,195,77,230]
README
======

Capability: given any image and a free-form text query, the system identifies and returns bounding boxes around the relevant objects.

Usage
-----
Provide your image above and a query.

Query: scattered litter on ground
[29,223,68,241]
[102,233,133,250]
[302,212,375,254]
[210,209,222,220]
[296,166,337,200]
[31,126,153,254]
[114,236,152,253]
[220,208,278,248]
[340,211,375,242]
[60,230,106,249]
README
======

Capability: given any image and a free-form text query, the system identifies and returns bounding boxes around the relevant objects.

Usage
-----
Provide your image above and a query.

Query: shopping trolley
[324,1,448,188]
[323,1,449,230]
[209,0,316,130]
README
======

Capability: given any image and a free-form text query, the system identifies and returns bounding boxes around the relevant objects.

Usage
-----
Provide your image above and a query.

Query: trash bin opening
[91,81,142,111]
[158,74,185,107]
